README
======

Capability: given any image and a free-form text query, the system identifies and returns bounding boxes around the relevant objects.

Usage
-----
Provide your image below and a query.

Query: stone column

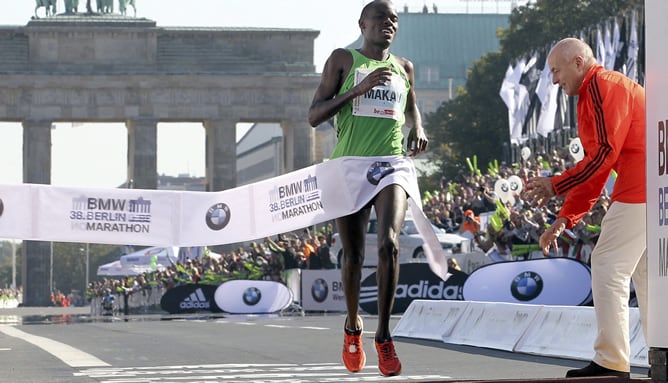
[281,120,314,172]
[126,118,158,190]
[22,119,52,306]
[204,119,237,191]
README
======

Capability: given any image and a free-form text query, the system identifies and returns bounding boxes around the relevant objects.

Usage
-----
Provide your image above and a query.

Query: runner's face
[360,3,399,47]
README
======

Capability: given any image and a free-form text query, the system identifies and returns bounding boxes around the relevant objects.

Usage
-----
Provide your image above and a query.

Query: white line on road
[0,325,110,367]
[73,363,452,382]
[0,347,11,351]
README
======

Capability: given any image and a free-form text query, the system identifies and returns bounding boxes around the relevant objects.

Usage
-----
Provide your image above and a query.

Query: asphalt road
[0,307,651,383]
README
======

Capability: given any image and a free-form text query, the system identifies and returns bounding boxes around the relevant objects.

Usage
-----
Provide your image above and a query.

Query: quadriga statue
[63,0,80,14]
[34,0,57,18]
[118,0,137,16]
[97,0,114,14]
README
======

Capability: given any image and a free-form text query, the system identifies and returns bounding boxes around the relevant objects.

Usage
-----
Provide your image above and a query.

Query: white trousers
[590,202,647,372]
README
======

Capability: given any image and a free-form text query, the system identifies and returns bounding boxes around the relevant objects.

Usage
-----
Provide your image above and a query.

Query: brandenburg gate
[0,14,320,305]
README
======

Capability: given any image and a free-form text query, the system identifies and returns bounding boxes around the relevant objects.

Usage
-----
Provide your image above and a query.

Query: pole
[49,241,53,293]
[11,240,16,289]
[85,243,90,289]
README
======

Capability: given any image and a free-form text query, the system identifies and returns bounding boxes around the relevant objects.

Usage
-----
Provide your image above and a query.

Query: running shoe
[342,321,366,373]
[375,339,402,376]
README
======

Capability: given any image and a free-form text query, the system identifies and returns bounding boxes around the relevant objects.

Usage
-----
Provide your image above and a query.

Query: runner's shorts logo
[510,271,543,301]
[205,203,231,230]
[311,278,329,303]
[242,287,262,306]
[366,161,395,185]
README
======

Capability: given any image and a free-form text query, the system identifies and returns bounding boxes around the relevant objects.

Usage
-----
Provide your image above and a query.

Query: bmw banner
[0,156,451,281]
[646,0,668,350]
[462,258,592,306]
[300,269,374,312]
[0,185,31,239]
[160,284,221,314]
[359,263,468,315]
[214,280,293,314]
[0,184,178,246]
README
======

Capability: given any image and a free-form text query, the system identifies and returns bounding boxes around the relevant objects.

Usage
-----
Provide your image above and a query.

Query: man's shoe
[375,339,402,377]
[565,361,630,378]
[342,323,366,373]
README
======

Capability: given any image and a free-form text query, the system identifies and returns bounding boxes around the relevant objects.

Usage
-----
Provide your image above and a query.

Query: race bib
[352,68,406,121]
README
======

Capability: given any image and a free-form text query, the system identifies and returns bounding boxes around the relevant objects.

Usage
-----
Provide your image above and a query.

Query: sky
[0,0,521,188]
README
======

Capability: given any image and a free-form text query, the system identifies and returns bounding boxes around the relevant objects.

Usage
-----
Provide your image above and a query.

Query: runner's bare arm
[308,49,394,127]
[399,57,427,155]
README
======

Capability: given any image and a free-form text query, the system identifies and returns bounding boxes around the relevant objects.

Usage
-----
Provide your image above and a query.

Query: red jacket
[551,65,646,228]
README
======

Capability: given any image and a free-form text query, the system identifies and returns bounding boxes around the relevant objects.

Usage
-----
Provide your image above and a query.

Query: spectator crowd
[422,147,607,263]
[85,228,336,302]
[0,286,22,308]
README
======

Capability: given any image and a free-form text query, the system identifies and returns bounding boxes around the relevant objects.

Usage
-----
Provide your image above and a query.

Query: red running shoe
[375,339,402,376]
[342,323,366,373]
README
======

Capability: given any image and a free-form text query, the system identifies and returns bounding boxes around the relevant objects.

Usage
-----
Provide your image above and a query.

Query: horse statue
[97,0,114,14]
[119,0,137,17]
[63,0,80,14]
[34,0,57,18]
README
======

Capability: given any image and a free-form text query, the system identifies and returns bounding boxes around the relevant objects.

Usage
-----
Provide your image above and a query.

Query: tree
[425,0,643,178]
[426,51,511,180]
[51,242,121,294]
[0,241,22,289]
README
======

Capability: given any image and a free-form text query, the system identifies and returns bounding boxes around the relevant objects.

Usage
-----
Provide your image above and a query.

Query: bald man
[526,38,646,378]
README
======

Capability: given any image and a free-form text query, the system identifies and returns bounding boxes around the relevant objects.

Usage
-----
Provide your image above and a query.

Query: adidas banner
[359,263,468,315]
[214,280,293,314]
[0,155,451,281]
[160,284,221,314]
[462,258,592,306]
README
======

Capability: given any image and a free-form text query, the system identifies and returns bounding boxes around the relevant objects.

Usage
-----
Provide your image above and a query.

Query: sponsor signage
[214,280,292,314]
[0,185,33,239]
[160,284,221,314]
[205,203,231,231]
[300,269,374,312]
[359,263,468,315]
[462,258,592,306]
[646,0,668,347]
[0,157,426,250]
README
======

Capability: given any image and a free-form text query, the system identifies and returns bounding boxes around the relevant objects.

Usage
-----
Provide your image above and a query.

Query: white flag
[499,60,525,144]
[596,25,605,65]
[625,10,639,82]
[535,56,559,137]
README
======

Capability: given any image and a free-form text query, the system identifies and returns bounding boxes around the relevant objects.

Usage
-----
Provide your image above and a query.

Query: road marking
[74,363,451,382]
[0,325,110,367]
[0,315,20,324]
[214,320,331,331]
[0,348,11,351]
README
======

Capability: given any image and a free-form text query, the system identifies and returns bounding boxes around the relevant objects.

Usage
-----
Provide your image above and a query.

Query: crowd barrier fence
[393,299,649,368]
[89,286,166,316]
